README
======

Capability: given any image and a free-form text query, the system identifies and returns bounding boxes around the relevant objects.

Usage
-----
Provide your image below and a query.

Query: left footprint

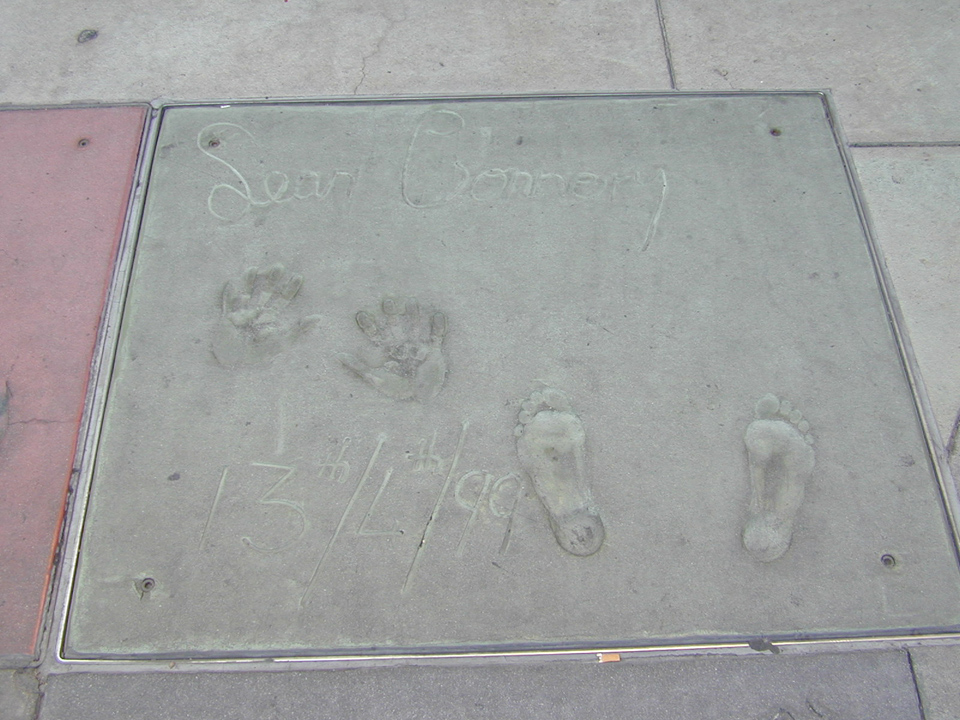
[515,387,605,557]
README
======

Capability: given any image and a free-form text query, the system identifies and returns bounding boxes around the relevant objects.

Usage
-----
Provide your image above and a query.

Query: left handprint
[212,263,320,366]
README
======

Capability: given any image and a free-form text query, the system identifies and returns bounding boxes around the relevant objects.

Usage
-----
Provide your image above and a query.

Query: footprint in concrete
[742,393,815,562]
[338,296,448,402]
[211,263,320,366]
[515,387,605,557]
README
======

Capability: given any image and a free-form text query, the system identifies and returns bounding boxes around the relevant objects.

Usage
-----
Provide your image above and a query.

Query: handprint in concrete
[212,263,319,366]
[338,295,448,402]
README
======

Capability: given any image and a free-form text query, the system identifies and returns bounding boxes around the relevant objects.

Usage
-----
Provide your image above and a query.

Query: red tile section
[0,106,145,656]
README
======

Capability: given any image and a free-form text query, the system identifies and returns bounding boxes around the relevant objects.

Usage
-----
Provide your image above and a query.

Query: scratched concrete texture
[63,95,960,658]
[37,651,922,720]
[0,0,669,104]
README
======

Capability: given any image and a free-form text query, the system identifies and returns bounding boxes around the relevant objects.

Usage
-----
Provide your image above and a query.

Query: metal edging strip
[41,632,960,675]
[149,88,834,111]
[823,90,960,567]
[48,104,164,666]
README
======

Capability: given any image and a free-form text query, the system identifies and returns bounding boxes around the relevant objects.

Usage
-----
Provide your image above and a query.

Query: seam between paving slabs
[907,650,930,720]
[43,105,161,671]
[850,141,960,148]
[654,0,677,90]
[830,89,960,563]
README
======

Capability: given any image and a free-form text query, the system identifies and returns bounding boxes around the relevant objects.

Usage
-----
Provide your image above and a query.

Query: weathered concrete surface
[853,147,960,453]
[0,0,669,104]
[1,0,959,713]
[0,669,39,720]
[662,1,960,142]
[39,652,921,720]
[911,646,960,720]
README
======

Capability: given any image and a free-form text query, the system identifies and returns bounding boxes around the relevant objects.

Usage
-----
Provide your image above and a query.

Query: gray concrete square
[63,94,960,659]
[0,669,39,720]
[661,1,960,142]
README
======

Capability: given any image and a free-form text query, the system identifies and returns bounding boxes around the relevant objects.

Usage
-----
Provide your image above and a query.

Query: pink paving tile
[0,106,145,656]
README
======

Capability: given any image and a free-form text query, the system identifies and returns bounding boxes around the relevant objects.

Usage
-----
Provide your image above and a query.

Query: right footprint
[742,393,815,562]
[515,387,605,557]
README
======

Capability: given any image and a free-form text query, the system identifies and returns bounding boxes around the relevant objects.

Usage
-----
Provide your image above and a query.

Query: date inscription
[197,421,524,606]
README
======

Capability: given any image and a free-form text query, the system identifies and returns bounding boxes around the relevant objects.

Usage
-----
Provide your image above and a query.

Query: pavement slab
[852,147,960,453]
[0,0,958,714]
[0,669,39,720]
[909,646,960,720]
[0,0,669,104]
[661,1,960,143]
[0,106,146,657]
[62,94,960,659]
[37,651,922,720]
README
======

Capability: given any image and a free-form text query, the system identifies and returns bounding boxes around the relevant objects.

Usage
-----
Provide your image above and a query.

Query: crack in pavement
[353,3,409,94]
[10,418,69,426]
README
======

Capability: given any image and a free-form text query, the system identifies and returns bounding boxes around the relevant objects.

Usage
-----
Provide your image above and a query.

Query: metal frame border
[44,103,164,667]
[45,90,960,673]
[824,91,960,557]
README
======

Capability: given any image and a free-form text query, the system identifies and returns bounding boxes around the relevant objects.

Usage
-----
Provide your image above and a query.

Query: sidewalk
[1,2,959,718]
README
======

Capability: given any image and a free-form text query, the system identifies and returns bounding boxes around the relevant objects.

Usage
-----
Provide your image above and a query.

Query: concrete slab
[64,94,960,659]
[0,0,669,104]
[661,1,960,143]
[0,669,39,720]
[0,106,146,657]
[38,652,922,720]
[909,646,960,720]
[852,147,960,450]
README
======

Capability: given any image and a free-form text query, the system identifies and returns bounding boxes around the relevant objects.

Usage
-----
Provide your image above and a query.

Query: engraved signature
[195,115,668,250]
[197,123,357,222]
[400,109,668,249]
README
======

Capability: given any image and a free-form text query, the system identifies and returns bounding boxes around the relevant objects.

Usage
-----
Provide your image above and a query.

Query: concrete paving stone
[852,147,960,452]
[0,669,40,720]
[0,0,669,105]
[0,106,146,657]
[909,646,960,720]
[661,1,960,143]
[63,96,960,658]
[39,651,921,720]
